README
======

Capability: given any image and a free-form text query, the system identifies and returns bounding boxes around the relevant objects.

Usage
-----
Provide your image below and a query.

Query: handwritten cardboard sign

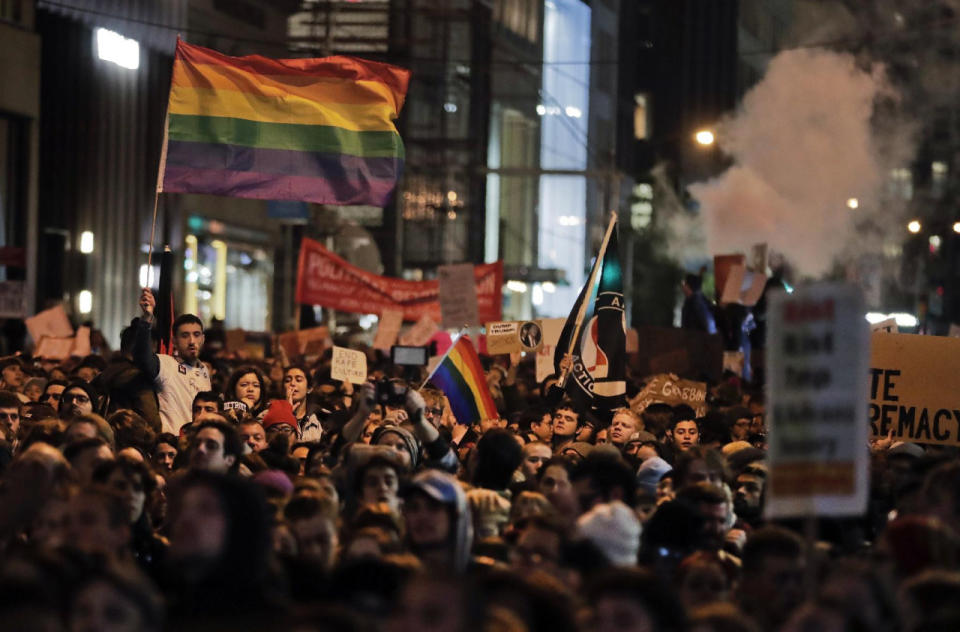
[331,346,368,384]
[438,263,480,329]
[629,374,707,417]
[399,315,439,347]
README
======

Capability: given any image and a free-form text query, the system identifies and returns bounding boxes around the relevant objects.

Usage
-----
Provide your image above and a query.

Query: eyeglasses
[62,394,90,404]
[0,411,19,421]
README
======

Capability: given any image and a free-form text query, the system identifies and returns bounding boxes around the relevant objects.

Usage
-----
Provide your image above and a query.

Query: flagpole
[418,326,468,390]
[147,40,176,283]
[558,212,618,388]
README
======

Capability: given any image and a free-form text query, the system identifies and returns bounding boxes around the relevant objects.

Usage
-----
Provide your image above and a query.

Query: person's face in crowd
[361,464,400,510]
[657,476,674,503]
[290,514,338,570]
[521,443,552,479]
[360,421,378,444]
[734,471,765,515]
[609,412,638,445]
[366,406,383,426]
[423,398,445,429]
[62,387,94,418]
[169,484,226,560]
[189,427,235,473]
[553,408,579,438]
[732,416,752,441]
[173,322,204,363]
[75,366,98,383]
[479,417,506,434]
[283,368,308,404]
[1,362,24,389]
[0,405,20,437]
[679,559,730,609]
[191,399,218,422]
[65,420,98,444]
[539,464,571,497]
[104,469,147,524]
[377,431,412,468]
[43,383,65,409]
[239,423,268,453]
[530,413,553,442]
[511,524,562,575]
[73,444,114,485]
[388,578,464,632]
[153,442,177,472]
[234,372,261,409]
[750,415,765,435]
[291,445,309,475]
[265,422,296,449]
[404,493,451,548]
[686,459,723,487]
[70,580,146,632]
[24,381,43,402]
[634,496,657,524]
[741,554,805,627]
[699,501,728,551]
[66,494,128,558]
[594,429,609,445]
[32,497,70,552]
[593,595,656,632]
[672,420,700,451]
[576,423,596,443]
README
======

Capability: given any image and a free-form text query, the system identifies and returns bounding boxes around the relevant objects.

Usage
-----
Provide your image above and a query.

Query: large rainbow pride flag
[427,335,499,425]
[158,39,410,206]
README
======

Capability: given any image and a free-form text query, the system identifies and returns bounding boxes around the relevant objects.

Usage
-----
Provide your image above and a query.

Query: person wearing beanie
[637,457,673,498]
[262,400,299,440]
[371,424,420,471]
[59,381,99,420]
[576,500,642,566]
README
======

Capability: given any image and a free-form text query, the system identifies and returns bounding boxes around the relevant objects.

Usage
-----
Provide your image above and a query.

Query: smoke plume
[690,48,911,278]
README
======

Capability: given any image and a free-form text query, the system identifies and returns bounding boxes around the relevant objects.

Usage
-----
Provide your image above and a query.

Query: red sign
[295,237,503,323]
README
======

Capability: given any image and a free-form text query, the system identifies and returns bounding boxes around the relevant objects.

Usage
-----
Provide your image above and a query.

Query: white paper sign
[438,263,479,329]
[373,309,404,351]
[331,346,368,385]
[0,281,25,318]
[871,318,898,334]
[765,283,869,519]
[25,304,74,343]
[535,318,567,383]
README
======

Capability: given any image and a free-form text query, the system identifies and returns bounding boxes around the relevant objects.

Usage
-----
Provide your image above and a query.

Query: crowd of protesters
[0,287,957,632]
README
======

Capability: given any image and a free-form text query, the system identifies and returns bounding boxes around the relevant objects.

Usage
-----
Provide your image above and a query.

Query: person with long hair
[224,365,267,417]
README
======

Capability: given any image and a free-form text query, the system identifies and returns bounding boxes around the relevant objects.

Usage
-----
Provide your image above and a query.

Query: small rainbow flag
[158,39,410,206]
[427,335,498,425]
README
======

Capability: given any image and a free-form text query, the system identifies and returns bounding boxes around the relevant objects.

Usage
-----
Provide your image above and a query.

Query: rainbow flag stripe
[428,336,499,425]
[159,39,410,206]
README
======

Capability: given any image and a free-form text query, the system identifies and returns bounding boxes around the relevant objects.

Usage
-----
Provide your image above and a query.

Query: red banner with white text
[295,237,503,322]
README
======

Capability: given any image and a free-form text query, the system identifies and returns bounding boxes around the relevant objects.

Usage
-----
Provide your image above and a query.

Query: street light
[694,129,715,146]
[907,219,922,234]
[846,198,859,209]
[953,221,960,234]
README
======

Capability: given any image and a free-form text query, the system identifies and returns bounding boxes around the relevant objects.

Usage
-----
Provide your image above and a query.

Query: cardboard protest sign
[438,263,480,329]
[34,337,75,360]
[0,281,25,319]
[399,315,439,347]
[719,263,746,305]
[741,272,767,306]
[871,318,897,334]
[723,351,745,377]
[331,346,368,384]
[869,333,960,446]
[373,309,403,351]
[486,320,543,355]
[714,254,746,303]
[71,326,91,357]
[629,374,707,417]
[225,329,247,352]
[535,318,566,383]
[25,304,73,343]
[277,326,330,358]
[766,283,870,519]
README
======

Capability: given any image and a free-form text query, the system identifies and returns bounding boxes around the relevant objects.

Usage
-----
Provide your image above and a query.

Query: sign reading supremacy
[295,237,502,323]
[766,284,870,518]
[869,332,960,446]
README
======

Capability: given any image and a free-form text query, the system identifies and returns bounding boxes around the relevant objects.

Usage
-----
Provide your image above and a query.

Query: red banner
[295,237,503,322]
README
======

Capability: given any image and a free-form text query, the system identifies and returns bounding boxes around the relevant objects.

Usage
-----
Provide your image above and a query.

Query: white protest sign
[871,318,898,334]
[331,346,368,384]
[25,304,73,343]
[0,281,25,318]
[373,309,403,351]
[765,283,869,519]
[535,318,566,383]
[399,315,439,347]
[438,263,479,329]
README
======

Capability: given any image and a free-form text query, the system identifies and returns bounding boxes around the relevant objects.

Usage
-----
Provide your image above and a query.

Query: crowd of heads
[0,315,958,632]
